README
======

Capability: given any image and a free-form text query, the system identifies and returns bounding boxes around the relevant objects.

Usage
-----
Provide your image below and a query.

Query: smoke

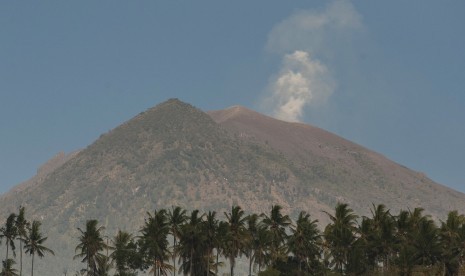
[270,51,334,122]
[263,1,363,122]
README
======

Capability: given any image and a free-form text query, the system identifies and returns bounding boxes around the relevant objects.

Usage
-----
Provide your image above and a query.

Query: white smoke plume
[263,1,362,122]
[270,51,334,122]
[266,1,362,55]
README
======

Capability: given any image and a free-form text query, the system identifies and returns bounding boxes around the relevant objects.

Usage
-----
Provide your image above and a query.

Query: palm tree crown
[74,220,107,276]
[23,220,54,276]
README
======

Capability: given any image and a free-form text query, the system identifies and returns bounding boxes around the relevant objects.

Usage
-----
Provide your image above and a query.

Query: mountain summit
[1,99,464,274]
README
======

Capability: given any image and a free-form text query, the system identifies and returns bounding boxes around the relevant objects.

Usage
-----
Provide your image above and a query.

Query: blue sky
[1,1,464,194]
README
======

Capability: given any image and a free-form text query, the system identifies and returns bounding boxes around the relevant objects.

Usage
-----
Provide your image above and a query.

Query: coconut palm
[254,224,272,273]
[0,213,18,260]
[110,230,138,276]
[168,206,187,276]
[224,205,249,276]
[288,211,321,273]
[412,216,441,267]
[15,207,29,276]
[440,211,465,275]
[139,209,173,276]
[245,213,260,276]
[23,221,54,276]
[215,220,229,276]
[177,210,206,275]
[262,205,291,266]
[202,211,218,276]
[324,202,358,274]
[0,259,18,276]
[365,203,396,272]
[74,219,107,276]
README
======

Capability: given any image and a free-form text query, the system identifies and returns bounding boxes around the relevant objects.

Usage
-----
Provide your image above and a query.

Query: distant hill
[1,98,464,274]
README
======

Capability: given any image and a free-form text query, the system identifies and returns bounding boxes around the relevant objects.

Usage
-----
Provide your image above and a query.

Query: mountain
[1,99,464,274]
[208,106,465,218]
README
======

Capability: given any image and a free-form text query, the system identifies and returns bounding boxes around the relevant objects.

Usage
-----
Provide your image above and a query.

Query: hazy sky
[1,1,464,194]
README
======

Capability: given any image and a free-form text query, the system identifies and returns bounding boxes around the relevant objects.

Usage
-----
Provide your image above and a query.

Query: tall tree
[0,259,18,276]
[15,207,29,276]
[74,220,107,276]
[288,211,321,273]
[364,204,396,272]
[168,206,187,276]
[202,211,218,276]
[23,221,54,276]
[224,205,248,276]
[324,202,358,274]
[262,205,291,266]
[139,209,172,276]
[110,230,138,276]
[177,210,206,275]
[440,211,465,276]
[254,224,271,273]
[0,213,18,261]
[216,221,229,276]
[245,213,260,276]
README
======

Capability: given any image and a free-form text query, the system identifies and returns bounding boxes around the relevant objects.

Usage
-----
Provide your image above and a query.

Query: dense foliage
[3,203,465,276]
[71,204,465,276]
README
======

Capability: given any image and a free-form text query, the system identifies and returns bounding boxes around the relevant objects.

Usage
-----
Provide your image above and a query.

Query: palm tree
[15,206,29,276]
[288,211,321,273]
[110,230,137,276]
[254,224,271,273]
[0,259,18,276]
[323,202,358,274]
[139,209,173,276]
[365,203,396,272]
[0,213,18,260]
[411,216,441,267]
[202,211,218,276]
[23,221,54,276]
[216,221,229,276]
[177,210,206,275]
[224,205,248,276]
[440,211,465,275]
[168,206,187,276]
[74,219,107,276]
[262,205,291,266]
[245,213,259,276]
[95,255,112,276]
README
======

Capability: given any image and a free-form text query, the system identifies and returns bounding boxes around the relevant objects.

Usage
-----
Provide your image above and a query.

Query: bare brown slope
[208,106,465,219]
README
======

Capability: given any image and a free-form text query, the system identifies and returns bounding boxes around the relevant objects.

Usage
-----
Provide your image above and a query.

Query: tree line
[72,204,465,276]
[3,203,465,276]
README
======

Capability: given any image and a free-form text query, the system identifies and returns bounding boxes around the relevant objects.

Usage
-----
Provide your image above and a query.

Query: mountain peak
[208,105,268,123]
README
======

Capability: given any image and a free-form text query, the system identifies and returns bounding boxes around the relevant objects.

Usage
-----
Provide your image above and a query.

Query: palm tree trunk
[31,254,34,276]
[190,247,194,276]
[173,237,177,276]
[207,251,210,276]
[216,250,219,276]
[20,239,23,276]
[6,242,9,260]
[230,257,235,276]
[248,250,252,276]
[207,245,213,276]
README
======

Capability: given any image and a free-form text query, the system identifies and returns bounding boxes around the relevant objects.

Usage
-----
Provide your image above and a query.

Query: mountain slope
[1,99,464,274]
[209,106,465,218]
